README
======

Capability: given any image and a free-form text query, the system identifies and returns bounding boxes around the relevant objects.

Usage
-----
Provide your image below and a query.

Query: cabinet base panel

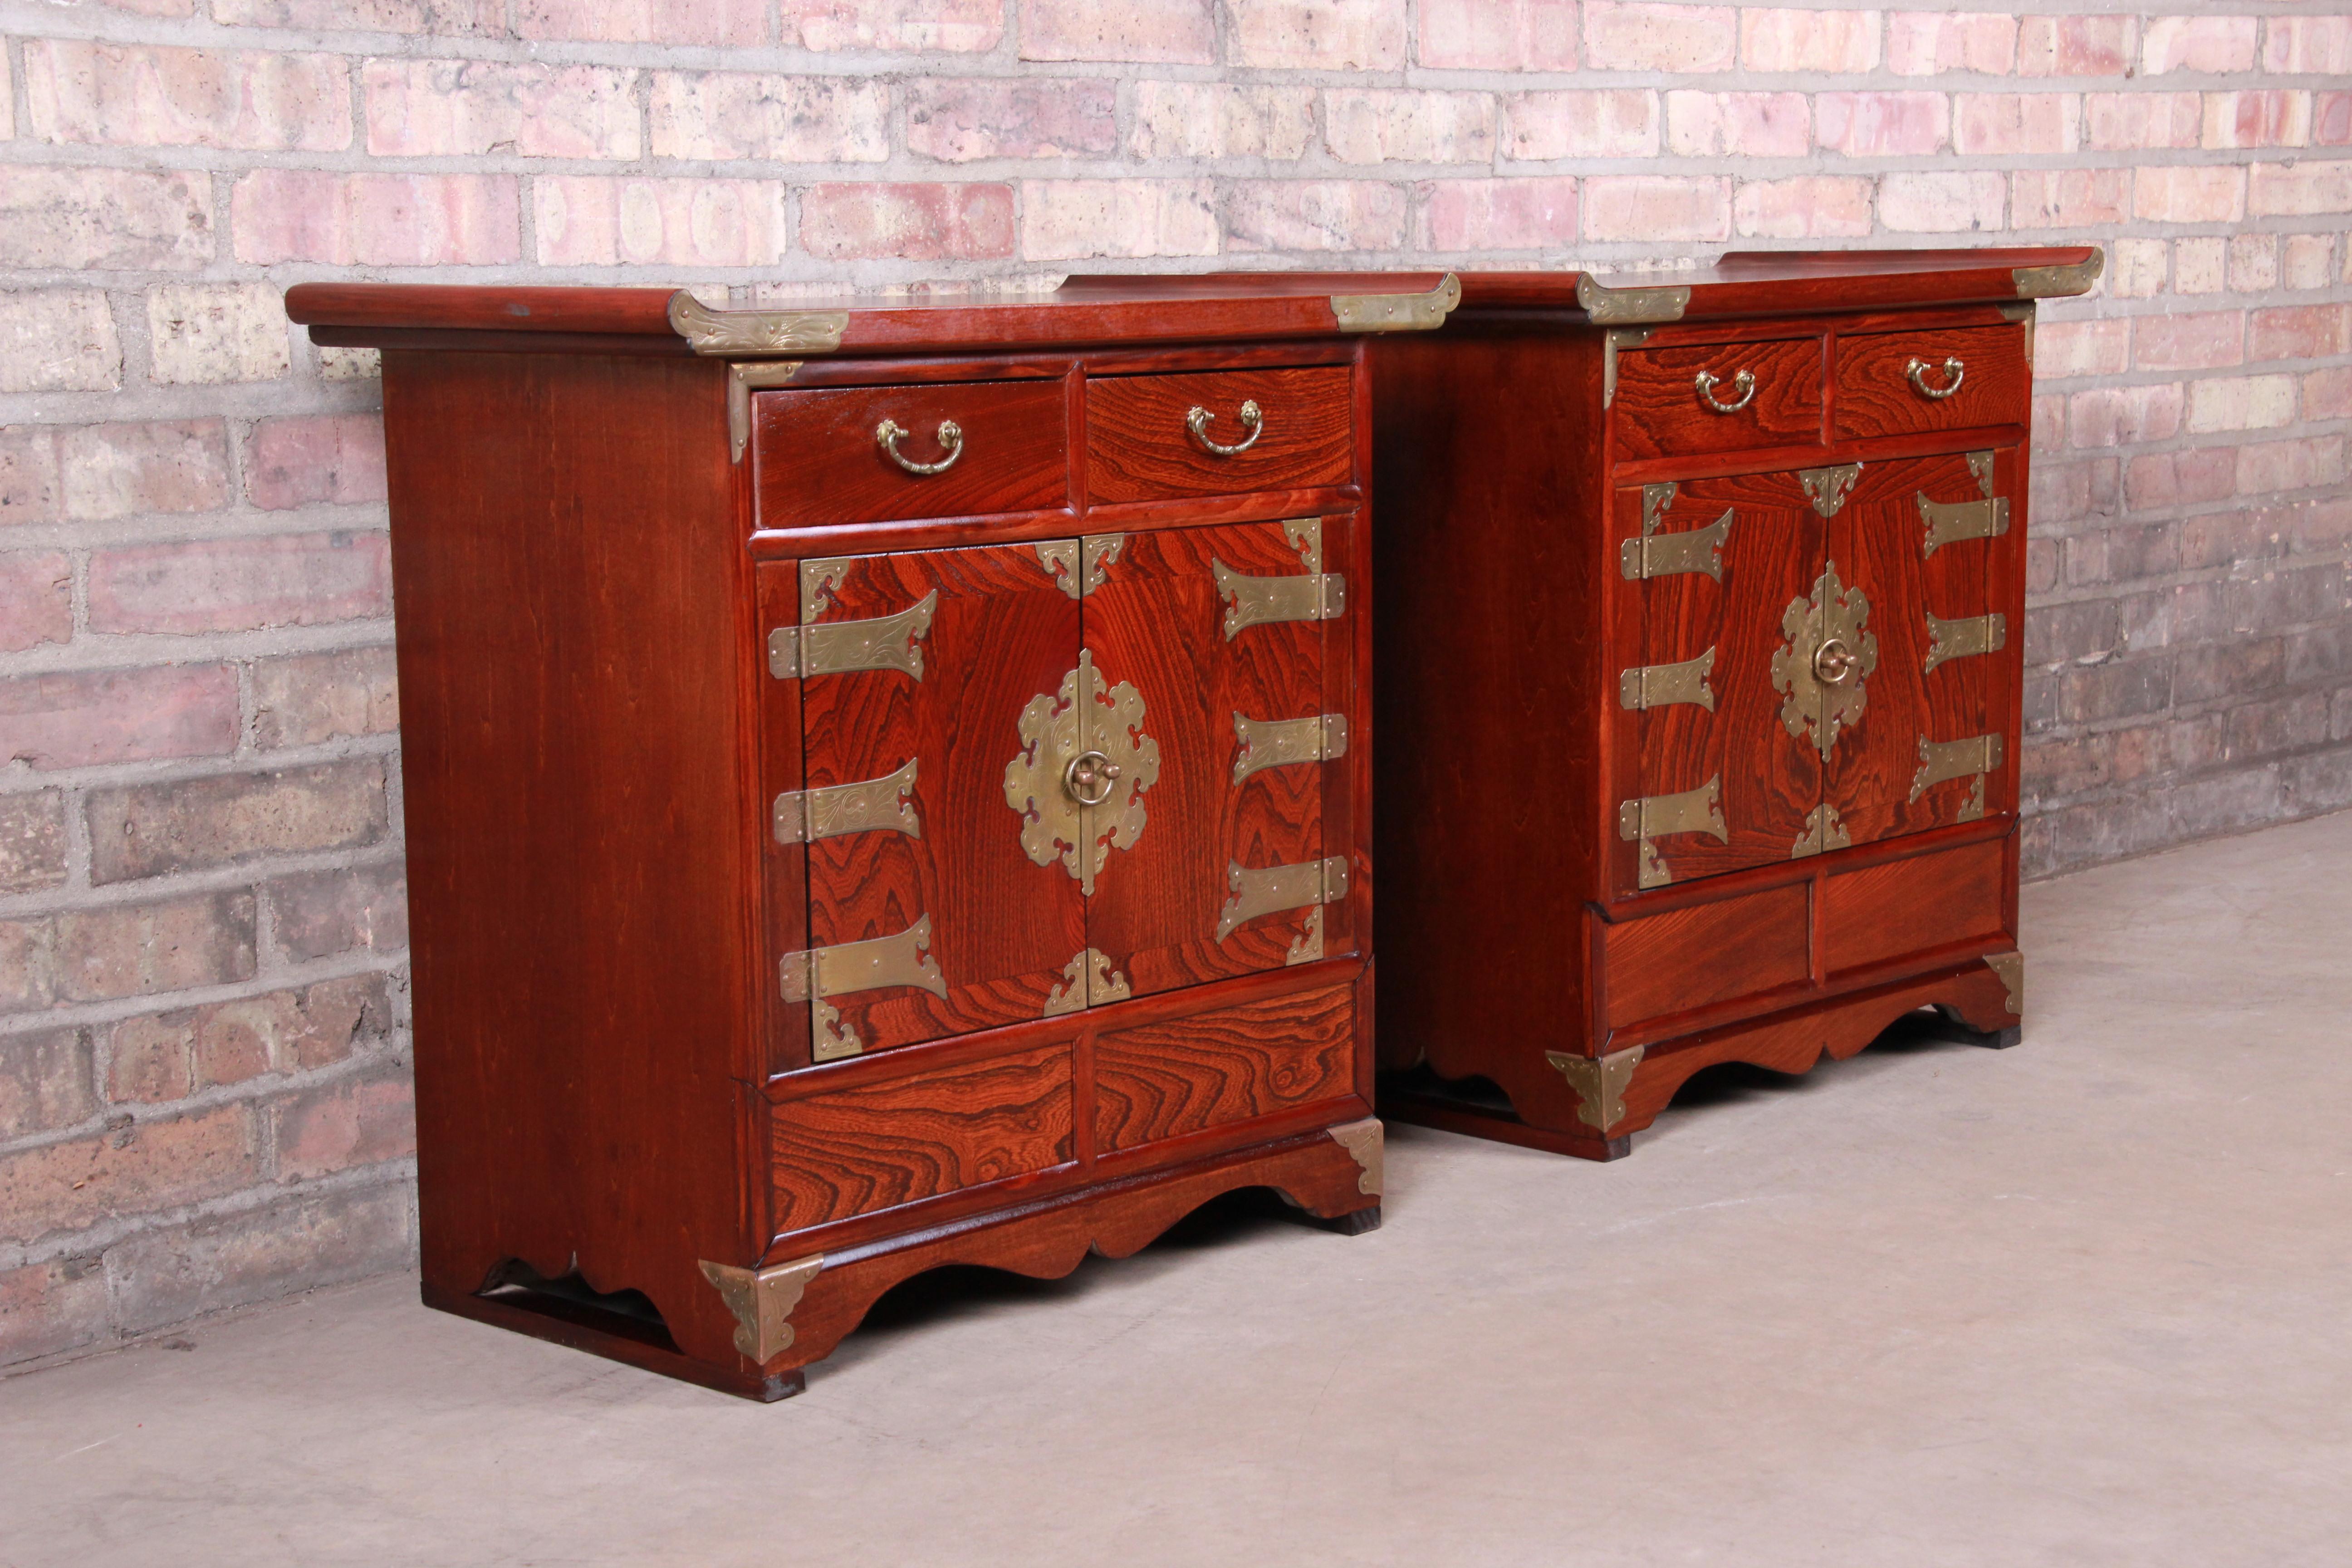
[1377,1073,1631,1162]
[422,1280,809,1402]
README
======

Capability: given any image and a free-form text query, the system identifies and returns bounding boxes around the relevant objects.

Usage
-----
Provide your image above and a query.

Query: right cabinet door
[1824,450,2017,848]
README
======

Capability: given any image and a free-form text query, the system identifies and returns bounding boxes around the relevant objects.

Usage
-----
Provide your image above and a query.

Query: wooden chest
[286,276,1459,1398]
[1366,248,2102,1159]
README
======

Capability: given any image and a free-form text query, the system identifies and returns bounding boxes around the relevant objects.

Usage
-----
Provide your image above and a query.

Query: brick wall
[2,1,2348,1368]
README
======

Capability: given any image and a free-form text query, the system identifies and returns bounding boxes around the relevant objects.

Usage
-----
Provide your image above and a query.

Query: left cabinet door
[776,545,1086,1064]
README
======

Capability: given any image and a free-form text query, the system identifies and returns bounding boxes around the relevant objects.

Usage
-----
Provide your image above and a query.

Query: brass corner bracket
[669,291,849,358]
[2012,250,2104,300]
[727,361,804,463]
[1544,1045,1646,1134]
[698,1254,823,1365]
[1577,275,1692,326]
[1330,273,1461,333]
[1327,1117,1384,1196]
[1985,951,2023,1018]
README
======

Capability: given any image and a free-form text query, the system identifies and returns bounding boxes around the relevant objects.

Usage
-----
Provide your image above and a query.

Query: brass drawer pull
[875,417,963,475]
[1905,356,1965,400]
[1186,399,1263,456]
[1694,369,1755,414]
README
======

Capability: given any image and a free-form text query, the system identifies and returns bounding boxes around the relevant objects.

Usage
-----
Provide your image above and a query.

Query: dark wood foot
[1932,1004,2023,1050]
[1283,1200,1382,1235]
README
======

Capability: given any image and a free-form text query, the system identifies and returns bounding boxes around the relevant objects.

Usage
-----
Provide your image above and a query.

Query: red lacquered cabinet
[1363,247,2101,1159]
[286,274,1461,1399]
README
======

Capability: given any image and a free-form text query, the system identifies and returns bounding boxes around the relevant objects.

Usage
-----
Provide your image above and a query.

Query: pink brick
[2017,15,2133,76]
[2141,16,2258,75]
[0,1104,257,1245]
[2237,436,2346,496]
[231,172,519,266]
[2204,91,2312,151]
[364,61,637,160]
[2266,17,2352,74]
[1583,2,1737,72]
[780,0,1003,51]
[88,533,392,637]
[0,167,211,272]
[2134,166,2247,224]
[1019,0,1215,63]
[2035,319,2129,378]
[2285,234,2337,290]
[1019,179,1218,260]
[213,0,503,29]
[2313,93,2352,146]
[1222,181,1410,253]
[2132,312,2244,371]
[646,74,890,162]
[2085,93,2201,151]
[0,553,72,654]
[1125,83,1316,159]
[1886,12,2014,76]
[2126,449,2236,510]
[245,415,388,512]
[799,183,1014,260]
[2011,168,2128,229]
[0,666,240,771]
[1732,176,1874,239]
[1877,171,2005,232]
[277,1073,416,1182]
[22,41,349,152]
[2305,367,2352,422]
[1418,178,1578,250]
[2249,161,2352,217]
[1739,8,1878,72]
[1326,90,1496,164]
[1506,91,1660,159]
[905,79,1117,162]
[2234,232,2280,295]
[1816,93,1949,157]
[1665,92,1808,158]
[61,421,231,522]
[1232,0,1408,69]
[0,1260,105,1366]
[1582,175,1730,242]
[2068,384,2184,448]
[1418,0,1578,69]
[0,429,61,529]
[1954,93,2080,155]
[515,0,764,44]
[2249,305,2352,362]
[534,177,789,268]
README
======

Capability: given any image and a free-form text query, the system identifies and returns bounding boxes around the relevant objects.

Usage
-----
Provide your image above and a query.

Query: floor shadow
[1643,1007,1976,1137]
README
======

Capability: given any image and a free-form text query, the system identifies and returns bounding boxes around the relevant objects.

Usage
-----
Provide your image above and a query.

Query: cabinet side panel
[1368,328,1604,1079]
[384,351,753,1364]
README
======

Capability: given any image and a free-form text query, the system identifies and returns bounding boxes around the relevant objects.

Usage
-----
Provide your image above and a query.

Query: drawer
[1611,336,1824,462]
[1834,324,2028,439]
[753,379,1068,528]
[1599,881,1810,1030]
[1087,367,1353,503]
[1821,838,2008,977]
[1093,980,1355,1155]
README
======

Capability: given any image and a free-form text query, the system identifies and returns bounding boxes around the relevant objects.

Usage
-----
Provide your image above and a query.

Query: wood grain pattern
[1822,836,2007,975]
[756,563,812,1076]
[1094,980,1354,1152]
[800,544,1086,1054]
[1600,880,1810,1029]
[1612,335,1825,462]
[1835,323,2029,440]
[770,1040,1074,1232]
[754,379,1069,528]
[1087,367,1353,502]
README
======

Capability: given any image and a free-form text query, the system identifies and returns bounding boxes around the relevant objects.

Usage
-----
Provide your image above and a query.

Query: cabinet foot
[1378,1073,1632,1161]
[1933,1004,2022,1049]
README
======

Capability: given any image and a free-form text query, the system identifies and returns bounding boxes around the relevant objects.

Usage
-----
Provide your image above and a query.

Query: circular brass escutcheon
[1812,638,1858,686]
[1063,749,1122,806]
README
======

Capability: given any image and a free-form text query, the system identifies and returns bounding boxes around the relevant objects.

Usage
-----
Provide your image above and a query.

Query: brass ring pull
[1186,400,1263,456]
[1905,356,1965,400]
[1695,369,1756,414]
[876,417,964,475]
[1812,638,1858,686]
[1063,748,1122,806]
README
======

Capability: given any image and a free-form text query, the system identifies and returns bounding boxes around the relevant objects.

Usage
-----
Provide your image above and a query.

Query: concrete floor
[6,812,2350,1568]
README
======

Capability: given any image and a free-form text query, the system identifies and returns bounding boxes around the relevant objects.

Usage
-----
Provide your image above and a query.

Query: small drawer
[1599,881,1810,1030]
[1087,367,1353,504]
[753,379,1068,529]
[1834,325,2029,439]
[1821,838,2007,978]
[1611,337,1824,462]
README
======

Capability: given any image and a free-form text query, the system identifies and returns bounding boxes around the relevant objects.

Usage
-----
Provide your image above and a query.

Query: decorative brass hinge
[768,592,939,681]
[1004,648,1160,896]
[1544,1045,1645,1134]
[1041,947,1132,1017]
[2012,250,2103,299]
[780,914,949,1061]
[1771,561,1878,760]
[1622,487,1732,582]
[1920,451,2008,558]
[1213,559,1343,637]
[1985,951,2023,1017]
[1602,328,1654,408]
[1790,802,1852,859]
[1034,535,1124,599]
[1233,712,1348,784]
[1217,854,1349,943]
[1576,275,1691,325]
[1330,273,1461,332]
[669,292,848,358]
[1911,732,2003,821]
[1618,776,1726,890]
[696,1255,823,1365]
[1326,1117,1383,1195]
[1797,461,1863,518]
[1923,612,2007,674]
[773,758,920,846]
[728,361,803,463]
[1618,647,1716,712]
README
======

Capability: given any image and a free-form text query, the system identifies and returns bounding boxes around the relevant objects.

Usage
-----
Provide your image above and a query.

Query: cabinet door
[1823,451,2012,848]
[1080,518,1342,997]
[796,545,1084,1059]
[1614,474,1823,892]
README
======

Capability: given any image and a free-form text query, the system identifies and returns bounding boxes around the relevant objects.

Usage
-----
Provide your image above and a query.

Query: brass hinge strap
[779,915,947,1006]
[1923,612,2007,674]
[773,757,920,846]
[1618,647,1716,712]
[1621,507,1731,582]
[767,590,939,681]
[1216,855,1349,943]
[1919,494,2010,558]
[1213,558,1344,638]
[1911,732,2004,803]
[1233,712,1349,783]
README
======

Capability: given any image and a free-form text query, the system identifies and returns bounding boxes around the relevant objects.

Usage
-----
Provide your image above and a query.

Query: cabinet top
[283,246,2100,358]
